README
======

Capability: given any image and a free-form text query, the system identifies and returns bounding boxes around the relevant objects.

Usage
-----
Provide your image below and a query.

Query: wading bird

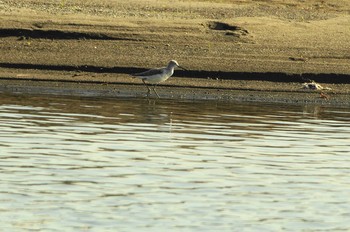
[131,60,185,98]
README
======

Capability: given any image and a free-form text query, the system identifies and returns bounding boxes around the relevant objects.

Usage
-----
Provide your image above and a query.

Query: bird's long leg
[152,85,160,99]
[142,79,151,96]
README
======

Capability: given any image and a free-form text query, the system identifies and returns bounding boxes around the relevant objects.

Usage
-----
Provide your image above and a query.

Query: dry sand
[0,0,350,105]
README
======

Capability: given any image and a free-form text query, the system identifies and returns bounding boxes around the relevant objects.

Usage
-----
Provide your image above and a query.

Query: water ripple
[1,94,350,231]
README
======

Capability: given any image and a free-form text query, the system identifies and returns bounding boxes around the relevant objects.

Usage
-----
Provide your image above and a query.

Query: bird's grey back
[132,68,164,77]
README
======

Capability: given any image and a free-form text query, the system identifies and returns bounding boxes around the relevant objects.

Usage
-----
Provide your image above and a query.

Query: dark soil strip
[1,62,349,83]
[0,28,138,41]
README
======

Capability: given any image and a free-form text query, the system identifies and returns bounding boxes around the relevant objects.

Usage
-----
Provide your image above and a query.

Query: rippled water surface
[1,94,350,231]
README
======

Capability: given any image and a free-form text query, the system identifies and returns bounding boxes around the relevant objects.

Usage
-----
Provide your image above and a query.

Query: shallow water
[1,94,350,231]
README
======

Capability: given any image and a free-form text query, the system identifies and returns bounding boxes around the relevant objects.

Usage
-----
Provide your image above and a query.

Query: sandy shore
[0,0,349,105]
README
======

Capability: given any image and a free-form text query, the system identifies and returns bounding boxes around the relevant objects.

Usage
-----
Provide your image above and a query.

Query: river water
[1,93,350,231]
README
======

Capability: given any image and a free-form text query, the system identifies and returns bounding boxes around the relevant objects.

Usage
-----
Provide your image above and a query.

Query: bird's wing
[132,68,164,77]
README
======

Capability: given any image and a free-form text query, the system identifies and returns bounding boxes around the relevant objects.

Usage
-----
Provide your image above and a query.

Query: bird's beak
[178,65,187,71]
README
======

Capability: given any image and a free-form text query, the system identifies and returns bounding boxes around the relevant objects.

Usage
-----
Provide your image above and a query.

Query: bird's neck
[166,66,175,76]
[167,64,176,71]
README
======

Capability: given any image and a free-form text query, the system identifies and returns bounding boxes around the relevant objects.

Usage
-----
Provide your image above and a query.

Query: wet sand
[0,0,349,105]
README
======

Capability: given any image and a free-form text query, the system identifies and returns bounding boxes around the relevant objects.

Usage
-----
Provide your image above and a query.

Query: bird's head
[168,60,186,70]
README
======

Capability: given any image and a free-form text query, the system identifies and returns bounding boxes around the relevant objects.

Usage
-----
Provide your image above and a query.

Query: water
[1,93,350,232]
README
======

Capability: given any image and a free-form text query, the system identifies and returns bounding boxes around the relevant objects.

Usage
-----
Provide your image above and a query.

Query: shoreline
[1,79,349,107]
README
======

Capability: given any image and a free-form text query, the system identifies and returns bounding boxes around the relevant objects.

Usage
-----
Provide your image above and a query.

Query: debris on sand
[320,92,330,100]
[301,80,331,91]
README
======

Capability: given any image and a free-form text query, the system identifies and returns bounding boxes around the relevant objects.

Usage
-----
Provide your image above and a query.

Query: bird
[131,60,185,98]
